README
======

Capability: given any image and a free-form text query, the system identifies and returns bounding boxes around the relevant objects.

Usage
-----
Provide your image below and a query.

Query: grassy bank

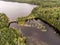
[0,13,26,45]
[14,0,60,7]
[17,6,60,32]
[30,6,60,32]
[16,0,60,32]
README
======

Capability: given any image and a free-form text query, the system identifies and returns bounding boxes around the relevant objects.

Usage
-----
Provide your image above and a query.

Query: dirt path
[10,21,60,45]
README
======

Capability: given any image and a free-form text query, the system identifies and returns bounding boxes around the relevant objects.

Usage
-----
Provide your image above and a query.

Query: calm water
[10,22,60,45]
[0,1,36,21]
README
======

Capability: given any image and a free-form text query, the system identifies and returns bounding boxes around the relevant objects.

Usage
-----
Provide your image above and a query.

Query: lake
[0,1,36,21]
[0,0,60,45]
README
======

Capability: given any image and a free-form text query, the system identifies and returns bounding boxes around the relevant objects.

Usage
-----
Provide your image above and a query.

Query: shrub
[0,27,26,45]
[0,13,9,28]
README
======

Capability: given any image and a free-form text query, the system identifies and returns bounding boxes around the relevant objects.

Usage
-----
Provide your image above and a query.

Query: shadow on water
[8,21,18,27]
[1,1,60,45]
[9,20,60,45]
[35,18,60,35]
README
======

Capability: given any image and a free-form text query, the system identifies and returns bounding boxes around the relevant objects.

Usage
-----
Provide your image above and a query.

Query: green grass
[0,13,26,45]
[30,6,60,31]
[14,0,60,7]
[16,0,60,32]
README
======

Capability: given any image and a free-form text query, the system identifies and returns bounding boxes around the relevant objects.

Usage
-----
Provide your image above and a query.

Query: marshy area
[0,0,60,45]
